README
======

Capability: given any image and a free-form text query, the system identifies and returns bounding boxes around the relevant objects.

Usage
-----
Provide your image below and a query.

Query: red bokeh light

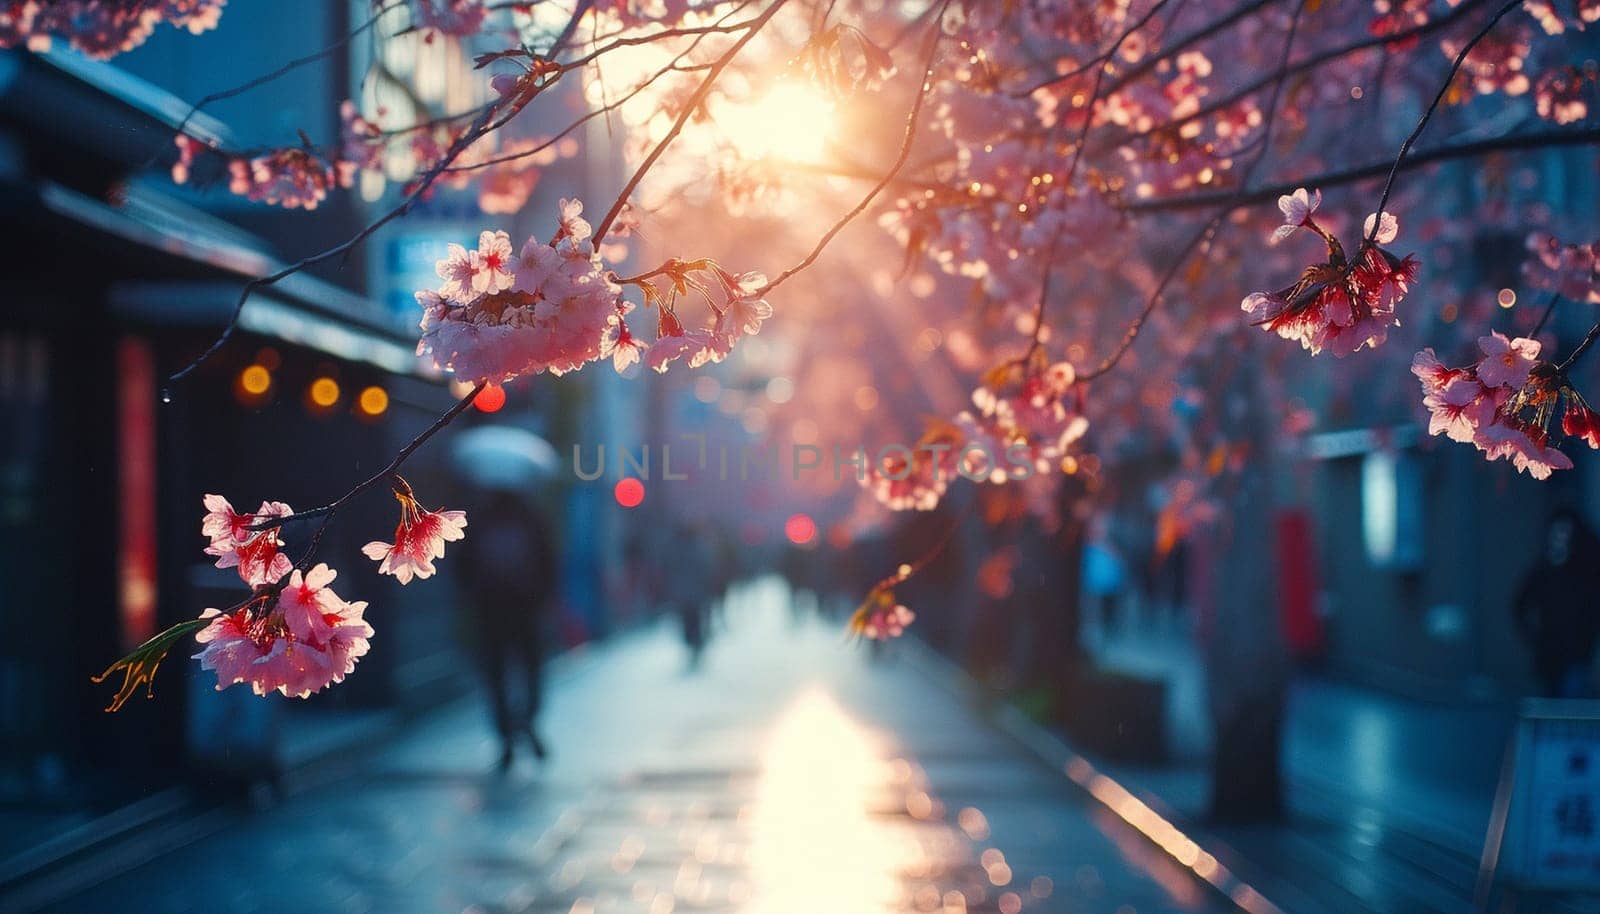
[784,513,816,545]
[474,383,506,413]
[614,477,645,508]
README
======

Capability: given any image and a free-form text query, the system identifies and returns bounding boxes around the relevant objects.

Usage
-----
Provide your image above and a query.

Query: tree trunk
[1204,368,1289,823]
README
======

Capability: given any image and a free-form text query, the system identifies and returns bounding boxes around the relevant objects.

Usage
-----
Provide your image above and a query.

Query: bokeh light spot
[475,383,507,413]
[785,513,816,545]
[239,364,271,396]
[309,376,340,408]
[358,385,388,416]
[615,477,645,508]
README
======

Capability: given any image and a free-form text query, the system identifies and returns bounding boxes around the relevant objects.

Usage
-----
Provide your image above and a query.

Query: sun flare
[715,81,837,164]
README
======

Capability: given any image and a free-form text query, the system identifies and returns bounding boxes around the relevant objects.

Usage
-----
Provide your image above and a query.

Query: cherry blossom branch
[1558,321,1600,373]
[279,382,486,573]
[166,3,597,388]
[1123,128,1600,213]
[591,0,788,243]
[558,6,764,72]
[760,0,949,295]
[1008,0,1173,98]
[1081,0,1302,382]
[251,381,486,537]
[446,9,737,175]
[1079,215,1222,381]
[166,2,400,147]
[1532,290,1563,337]
[1105,0,1494,149]
[1365,0,1523,244]
[1097,0,1280,97]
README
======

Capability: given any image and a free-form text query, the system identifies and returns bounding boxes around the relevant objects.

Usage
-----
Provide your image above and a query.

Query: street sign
[1501,699,1600,890]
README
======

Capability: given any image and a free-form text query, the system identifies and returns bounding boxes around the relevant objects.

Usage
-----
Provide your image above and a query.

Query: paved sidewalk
[1088,627,1594,914]
[24,578,1230,914]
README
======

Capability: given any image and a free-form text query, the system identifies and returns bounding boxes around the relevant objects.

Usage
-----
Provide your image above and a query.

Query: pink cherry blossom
[857,600,914,640]
[362,479,468,585]
[338,99,385,177]
[720,271,772,339]
[646,330,712,373]
[1272,187,1321,242]
[1423,375,1496,443]
[436,243,479,298]
[607,202,642,239]
[201,495,294,588]
[513,238,562,292]
[1474,332,1541,390]
[1245,198,1418,357]
[1412,340,1586,481]
[1563,396,1600,450]
[602,319,646,372]
[1523,232,1600,303]
[1364,211,1399,244]
[417,205,622,383]
[193,564,372,698]
[1477,422,1573,480]
[557,197,592,245]
[1,0,225,59]
[473,230,516,295]
[227,147,343,210]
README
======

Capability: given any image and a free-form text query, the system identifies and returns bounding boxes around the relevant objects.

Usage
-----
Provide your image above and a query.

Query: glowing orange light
[357,385,389,416]
[614,477,645,508]
[309,377,341,408]
[785,513,816,545]
[474,383,506,412]
[239,364,271,396]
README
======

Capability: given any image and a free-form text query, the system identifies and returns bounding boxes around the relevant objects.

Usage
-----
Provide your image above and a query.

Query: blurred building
[1294,153,1600,701]
[0,1,639,868]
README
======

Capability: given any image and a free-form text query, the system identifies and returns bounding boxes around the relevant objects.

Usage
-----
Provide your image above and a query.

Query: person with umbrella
[451,426,561,770]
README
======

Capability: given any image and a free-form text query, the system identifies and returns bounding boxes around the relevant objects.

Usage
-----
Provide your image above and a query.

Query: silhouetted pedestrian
[1515,508,1600,698]
[459,498,557,770]
[670,521,714,669]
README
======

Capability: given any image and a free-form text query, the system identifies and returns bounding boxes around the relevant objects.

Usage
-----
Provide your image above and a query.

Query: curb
[894,637,1292,914]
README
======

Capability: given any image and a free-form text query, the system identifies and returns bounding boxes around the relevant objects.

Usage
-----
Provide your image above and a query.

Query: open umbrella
[449,425,560,491]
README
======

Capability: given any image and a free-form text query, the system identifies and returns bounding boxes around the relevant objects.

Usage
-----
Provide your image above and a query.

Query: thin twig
[592,0,789,243]
[1365,0,1522,244]
[760,0,950,294]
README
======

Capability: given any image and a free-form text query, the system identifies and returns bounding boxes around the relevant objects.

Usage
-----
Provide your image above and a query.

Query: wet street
[40,577,1227,914]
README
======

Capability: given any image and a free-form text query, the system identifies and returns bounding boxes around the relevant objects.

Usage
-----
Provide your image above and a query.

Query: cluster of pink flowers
[1414,333,1600,479]
[197,496,371,697]
[1443,23,1532,97]
[862,423,964,512]
[860,361,1089,513]
[202,494,294,587]
[963,360,1089,481]
[362,479,468,584]
[1535,65,1591,124]
[0,0,224,59]
[170,99,388,210]
[225,146,353,211]
[1242,188,1420,357]
[417,201,622,382]
[1523,232,1600,303]
[849,588,916,641]
[638,266,772,375]
[194,564,373,699]
[190,478,467,699]
[1525,0,1600,35]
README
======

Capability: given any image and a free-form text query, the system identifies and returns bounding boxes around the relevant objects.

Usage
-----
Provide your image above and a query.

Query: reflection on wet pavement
[44,578,1227,914]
